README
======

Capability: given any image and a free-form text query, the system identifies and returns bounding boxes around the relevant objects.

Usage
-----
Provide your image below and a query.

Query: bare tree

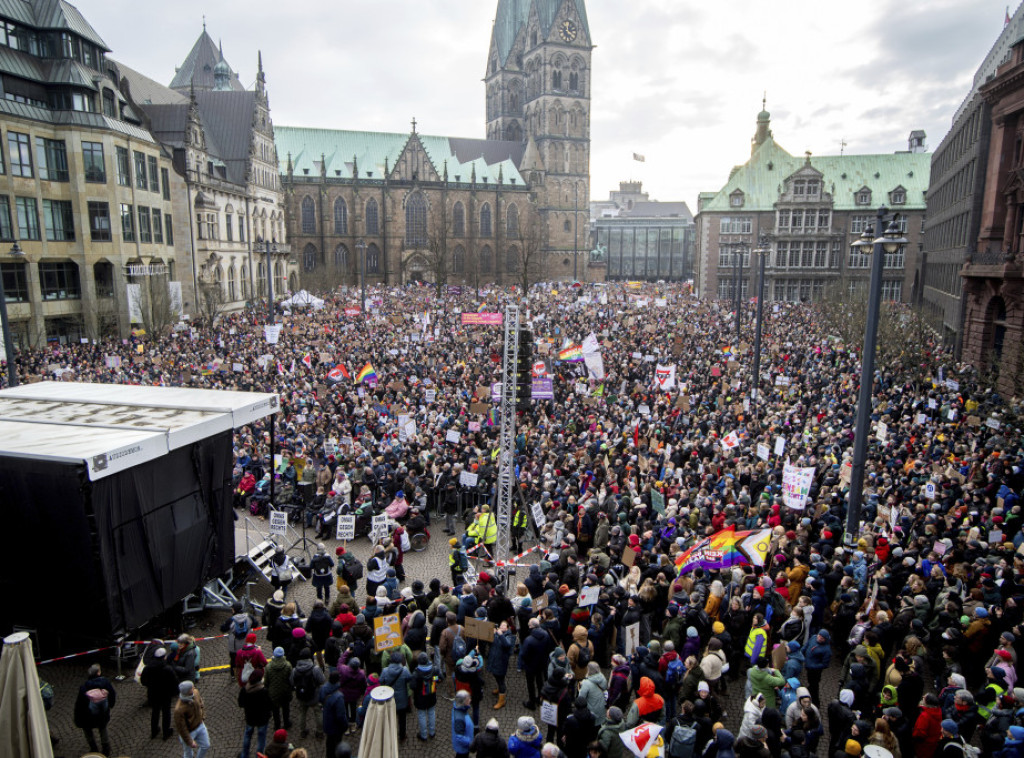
[508,206,547,294]
[195,275,227,328]
[300,258,347,295]
[127,274,177,338]
[424,197,454,296]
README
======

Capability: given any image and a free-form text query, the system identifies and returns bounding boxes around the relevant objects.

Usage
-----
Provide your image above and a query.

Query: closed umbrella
[0,631,53,758]
[359,685,398,758]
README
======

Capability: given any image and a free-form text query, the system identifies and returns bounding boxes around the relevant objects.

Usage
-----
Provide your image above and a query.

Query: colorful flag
[632,152,646,163]
[591,384,604,397]
[675,526,772,573]
[558,344,584,362]
[301,353,312,369]
[654,364,676,390]
[355,362,378,384]
[326,365,349,384]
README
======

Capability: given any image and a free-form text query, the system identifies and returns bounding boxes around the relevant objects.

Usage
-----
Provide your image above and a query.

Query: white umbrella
[0,632,53,758]
[359,685,398,758]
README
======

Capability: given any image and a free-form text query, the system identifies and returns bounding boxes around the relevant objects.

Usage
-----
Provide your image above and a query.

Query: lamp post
[356,240,367,325]
[733,242,746,339]
[0,241,24,387]
[263,239,277,324]
[844,208,907,546]
[751,233,770,407]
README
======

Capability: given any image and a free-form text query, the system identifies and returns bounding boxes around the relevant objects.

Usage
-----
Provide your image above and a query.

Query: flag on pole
[558,344,584,362]
[301,353,312,369]
[632,152,646,162]
[356,362,378,384]
[1007,5,1012,25]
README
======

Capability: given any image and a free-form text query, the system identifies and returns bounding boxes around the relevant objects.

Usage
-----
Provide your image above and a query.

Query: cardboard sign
[533,592,549,613]
[470,403,489,415]
[269,510,288,536]
[540,701,559,727]
[464,617,495,642]
[445,429,462,444]
[373,613,403,652]
[624,622,641,658]
[459,471,479,487]
[757,443,770,462]
[336,515,356,541]
[622,547,636,567]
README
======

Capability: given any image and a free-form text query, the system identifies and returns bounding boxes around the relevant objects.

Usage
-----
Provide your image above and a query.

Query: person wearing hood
[738,694,765,741]
[379,649,413,741]
[735,723,770,758]
[569,625,596,682]
[237,668,273,758]
[305,599,334,667]
[779,677,802,716]
[782,640,805,681]
[521,618,555,710]
[290,649,326,739]
[548,646,572,682]
[540,669,575,742]
[337,656,366,731]
[264,647,293,732]
[703,724,736,758]
[456,648,486,727]
[625,676,665,728]
[140,647,178,740]
[320,669,349,757]
[579,662,609,726]
[607,654,633,712]
[844,663,871,714]
[411,652,440,741]
[597,708,627,758]
[827,690,856,757]
[405,610,429,654]
[488,621,516,710]
[235,633,269,687]
[562,695,599,758]
[913,693,943,758]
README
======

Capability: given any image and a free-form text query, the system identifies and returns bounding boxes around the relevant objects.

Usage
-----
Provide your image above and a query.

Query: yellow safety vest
[745,627,768,662]
[475,513,497,544]
[978,683,1005,719]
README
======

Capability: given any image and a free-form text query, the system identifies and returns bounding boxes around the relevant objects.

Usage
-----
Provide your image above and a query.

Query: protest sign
[269,510,287,536]
[374,614,402,651]
[782,462,814,510]
[336,515,356,541]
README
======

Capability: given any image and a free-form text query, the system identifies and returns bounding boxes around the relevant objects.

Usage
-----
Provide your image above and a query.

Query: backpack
[668,723,697,758]
[452,628,468,662]
[233,615,251,639]
[294,666,318,701]
[240,660,255,684]
[86,688,109,716]
[419,671,439,697]
[575,642,591,668]
[345,556,364,580]
[665,656,685,686]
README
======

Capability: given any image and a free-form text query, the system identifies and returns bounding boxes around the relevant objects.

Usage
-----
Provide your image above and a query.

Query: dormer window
[793,178,820,198]
[729,190,745,208]
[889,186,906,205]
[856,187,872,206]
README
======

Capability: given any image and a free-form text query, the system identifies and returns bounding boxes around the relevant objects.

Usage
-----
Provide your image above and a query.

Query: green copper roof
[700,136,931,212]
[275,126,526,186]
[493,0,591,64]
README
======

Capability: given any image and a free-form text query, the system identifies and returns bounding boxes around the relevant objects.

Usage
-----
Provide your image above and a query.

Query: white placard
[916,413,927,426]
[876,421,888,442]
[371,514,389,542]
[946,379,960,392]
[782,462,815,510]
[336,515,356,541]
[264,324,282,344]
[445,429,462,444]
[459,471,479,488]
[269,510,287,536]
[624,622,641,658]
[638,404,651,416]
[757,443,770,461]
[531,501,546,527]
[924,483,936,500]
[540,701,558,727]
[987,417,1002,430]
[774,436,786,457]
[579,585,600,607]
[928,398,937,409]
[425,389,436,403]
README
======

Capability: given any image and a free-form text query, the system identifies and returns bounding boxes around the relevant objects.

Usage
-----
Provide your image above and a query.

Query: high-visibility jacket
[474,513,497,545]
[978,683,1005,719]
[745,626,769,663]
[513,509,528,530]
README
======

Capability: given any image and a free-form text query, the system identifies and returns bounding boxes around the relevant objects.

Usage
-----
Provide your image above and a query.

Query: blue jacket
[782,649,805,680]
[452,703,475,753]
[803,631,832,671]
[996,737,1024,758]
[319,682,348,736]
[379,662,413,710]
[509,731,544,758]
[488,630,516,678]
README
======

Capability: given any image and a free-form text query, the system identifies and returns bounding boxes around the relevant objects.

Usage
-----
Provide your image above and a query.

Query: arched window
[240,263,249,299]
[366,243,382,273]
[227,265,237,300]
[552,70,562,90]
[256,261,266,295]
[365,198,379,235]
[453,202,465,237]
[303,243,318,271]
[334,244,349,269]
[333,197,348,234]
[506,122,522,142]
[480,203,492,237]
[506,204,519,237]
[274,260,285,293]
[405,192,427,247]
[506,247,519,272]
[301,196,316,234]
[480,245,492,273]
[453,245,466,273]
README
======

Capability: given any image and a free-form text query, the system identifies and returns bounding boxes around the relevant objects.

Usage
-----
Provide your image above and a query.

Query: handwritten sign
[579,585,600,607]
[269,510,287,536]
[373,613,403,652]
[445,429,462,444]
[757,443,769,462]
[459,471,479,488]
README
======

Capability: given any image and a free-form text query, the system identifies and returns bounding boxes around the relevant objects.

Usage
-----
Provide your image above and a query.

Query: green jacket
[747,666,786,708]
[599,719,627,758]
[264,656,293,704]
[662,616,685,651]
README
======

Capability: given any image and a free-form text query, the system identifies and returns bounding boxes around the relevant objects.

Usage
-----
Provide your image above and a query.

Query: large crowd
[27,282,1024,758]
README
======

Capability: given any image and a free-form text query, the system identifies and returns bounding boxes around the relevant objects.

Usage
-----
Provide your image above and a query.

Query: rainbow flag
[559,344,584,362]
[355,362,378,384]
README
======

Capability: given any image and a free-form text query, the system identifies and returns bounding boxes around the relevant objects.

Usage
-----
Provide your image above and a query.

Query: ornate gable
[389,132,441,183]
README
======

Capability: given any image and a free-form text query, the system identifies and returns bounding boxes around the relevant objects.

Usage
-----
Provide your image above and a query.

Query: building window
[8,132,31,177]
[856,189,871,205]
[138,206,152,243]
[881,280,902,301]
[120,203,134,242]
[884,246,905,270]
[102,88,116,118]
[334,244,348,268]
[303,243,318,271]
[115,146,131,185]
[776,209,790,229]
[1,263,27,302]
[729,191,744,208]
[452,245,465,273]
[238,214,245,242]
[506,204,519,236]
[333,197,348,234]
[94,261,114,297]
[39,261,81,300]
[480,203,492,237]
[148,155,159,193]
[453,201,465,237]
[15,196,38,240]
[817,209,830,229]
[206,212,218,240]
[506,247,518,271]
[890,188,906,205]
[850,214,873,234]
[86,201,111,242]
[0,196,12,240]
[133,151,147,189]
[225,213,233,241]
[301,196,315,234]
[81,141,105,182]
[165,213,173,245]
[365,198,379,235]
[405,192,427,246]
[848,244,869,268]
[366,243,382,273]
[161,168,170,200]
[719,216,752,235]
[43,199,74,241]
[228,266,236,300]
[151,208,163,243]
[480,245,492,272]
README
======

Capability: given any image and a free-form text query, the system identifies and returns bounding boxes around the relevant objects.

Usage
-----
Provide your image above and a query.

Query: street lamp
[733,242,746,339]
[843,208,907,546]
[0,241,24,387]
[262,240,277,324]
[751,233,770,407]
[356,240,367,325]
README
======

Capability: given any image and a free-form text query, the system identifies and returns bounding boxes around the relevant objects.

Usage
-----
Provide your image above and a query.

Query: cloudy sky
[80,0,1011,210]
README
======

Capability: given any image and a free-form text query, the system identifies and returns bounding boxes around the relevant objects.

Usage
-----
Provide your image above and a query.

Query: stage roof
[0,382,278,481]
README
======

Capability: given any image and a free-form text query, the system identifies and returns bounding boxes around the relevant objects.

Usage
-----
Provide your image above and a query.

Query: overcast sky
[79,0,1011,210]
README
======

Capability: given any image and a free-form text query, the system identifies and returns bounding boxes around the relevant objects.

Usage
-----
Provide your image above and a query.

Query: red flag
[301,353,312,369]
[633,422,639,449]
[338,364,351,379]
[1007,6,1012,25]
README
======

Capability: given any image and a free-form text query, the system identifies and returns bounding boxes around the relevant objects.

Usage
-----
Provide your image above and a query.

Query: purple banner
[461,312,503,325]
[531,377,554,400]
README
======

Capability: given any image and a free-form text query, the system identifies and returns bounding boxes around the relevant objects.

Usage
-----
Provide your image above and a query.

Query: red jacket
[235,644,268,686]
[913,705,942,758]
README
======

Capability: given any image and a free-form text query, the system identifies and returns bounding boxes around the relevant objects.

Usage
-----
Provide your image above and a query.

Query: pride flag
[558,344,584,362]
[356,362,378,384]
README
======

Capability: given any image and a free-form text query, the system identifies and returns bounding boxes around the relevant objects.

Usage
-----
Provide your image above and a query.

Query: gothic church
[278,0,598,288]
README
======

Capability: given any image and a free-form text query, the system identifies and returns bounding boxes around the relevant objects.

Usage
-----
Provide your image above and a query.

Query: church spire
[752,96,772,155]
